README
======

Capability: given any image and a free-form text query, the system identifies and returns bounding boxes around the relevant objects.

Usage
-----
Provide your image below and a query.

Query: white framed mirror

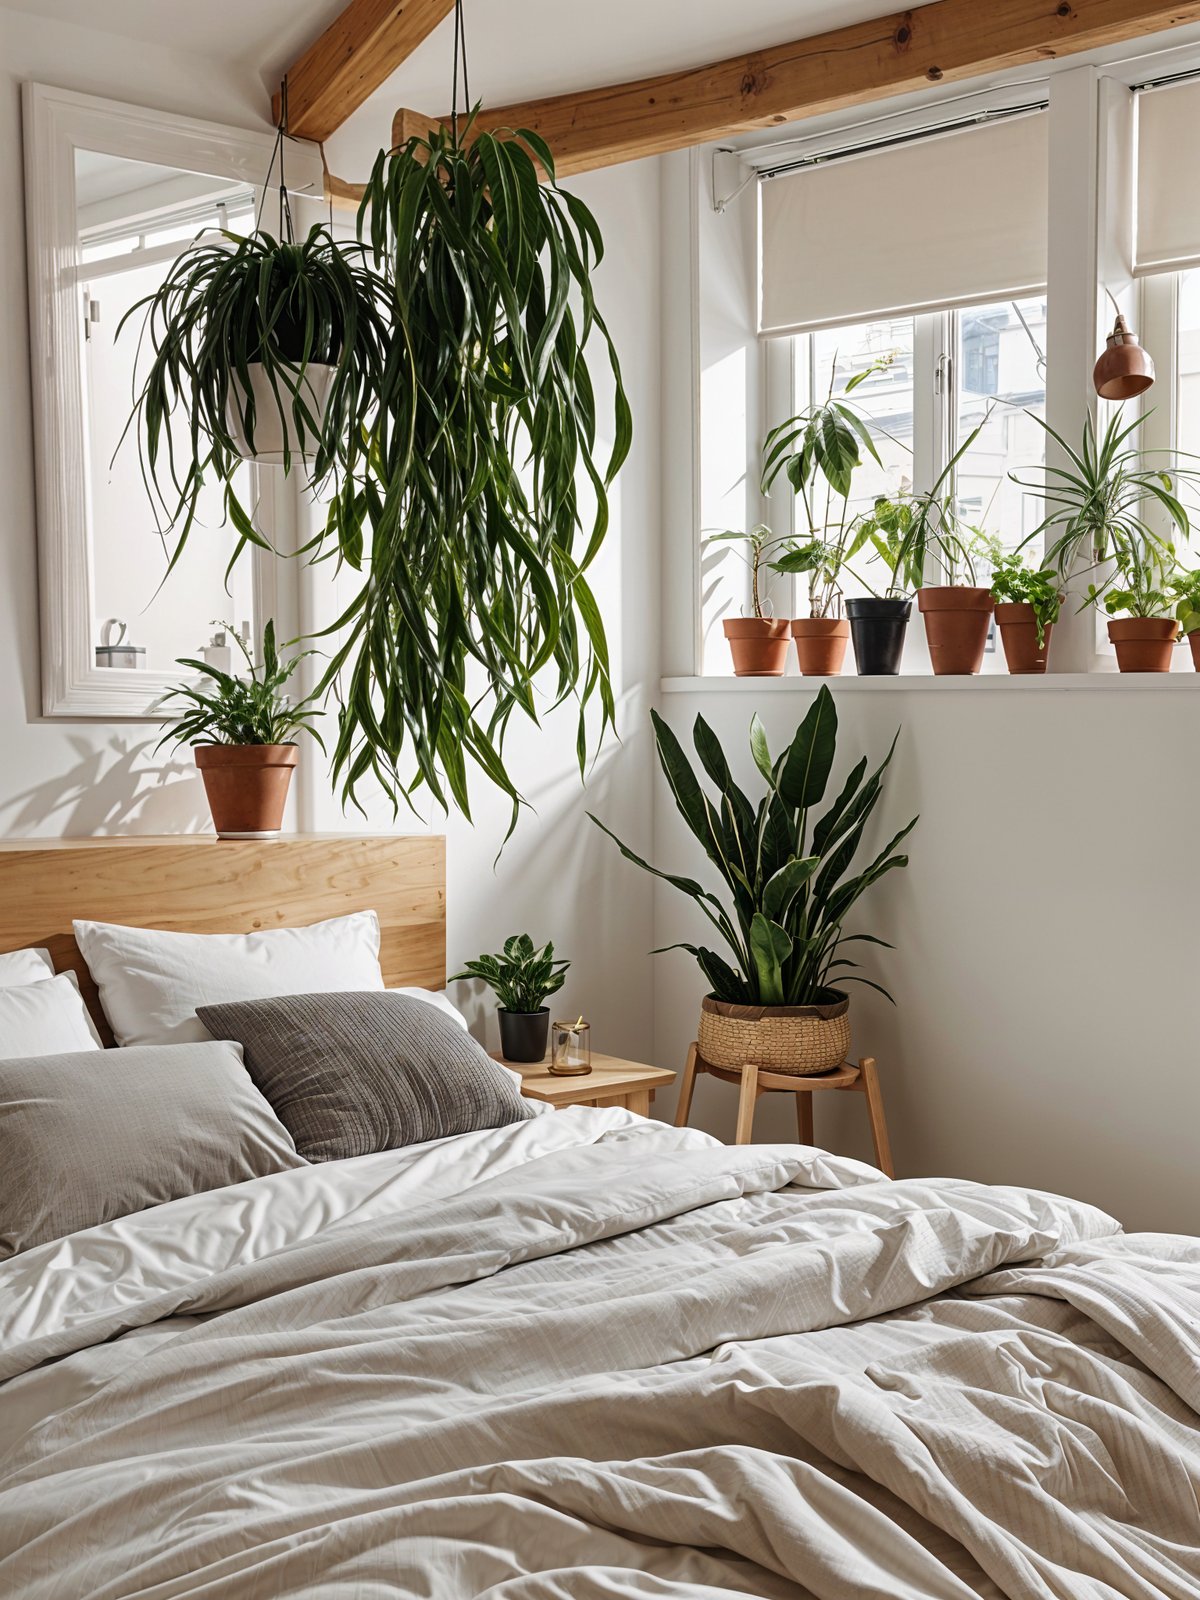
[23,83,324,718]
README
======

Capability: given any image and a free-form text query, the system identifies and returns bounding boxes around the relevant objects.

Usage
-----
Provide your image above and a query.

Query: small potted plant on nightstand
[158,620,324,838]
[451,935,570,1062]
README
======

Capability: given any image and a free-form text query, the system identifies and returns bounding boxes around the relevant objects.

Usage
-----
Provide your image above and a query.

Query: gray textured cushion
[0,1040,306,1257]
[196,991,532,1161]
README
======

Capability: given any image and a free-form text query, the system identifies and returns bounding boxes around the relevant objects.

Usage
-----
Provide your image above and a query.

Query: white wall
[0,6,275,836]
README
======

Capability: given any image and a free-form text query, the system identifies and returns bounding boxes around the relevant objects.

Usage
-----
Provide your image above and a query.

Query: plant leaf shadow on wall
[0,737,210,837]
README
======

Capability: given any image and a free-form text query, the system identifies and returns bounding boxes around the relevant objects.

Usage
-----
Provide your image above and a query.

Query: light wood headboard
[0,834,445,1038]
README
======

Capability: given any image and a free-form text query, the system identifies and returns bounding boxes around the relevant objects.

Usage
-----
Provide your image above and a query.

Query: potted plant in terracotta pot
[591,688,915,1077]
[989,547,1062,673]
[451,934,570,1063]
[1085,540,1180,672]
[158,621,324,838]
[761,356,891,677]
[1170,568,1200,669]
[1020,410,1198,673]
[706,526,792,676]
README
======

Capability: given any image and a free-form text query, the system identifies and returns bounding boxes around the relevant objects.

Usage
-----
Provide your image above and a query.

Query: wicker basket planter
[698,993,850,1077]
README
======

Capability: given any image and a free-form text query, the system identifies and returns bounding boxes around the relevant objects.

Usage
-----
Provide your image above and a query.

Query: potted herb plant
[591,689,915,1076]
[1019,410,1198,672]
[705,526,791,676]
[761,357,891,677]
[1170,567,1200,669]
[451,935,570,1062]
[989,548,1062,674]
[843,494,916,675]
[122,224,401,565]
[158,621,324,838]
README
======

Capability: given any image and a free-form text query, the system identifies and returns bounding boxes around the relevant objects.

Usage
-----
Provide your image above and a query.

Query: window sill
[661,672,1200,693]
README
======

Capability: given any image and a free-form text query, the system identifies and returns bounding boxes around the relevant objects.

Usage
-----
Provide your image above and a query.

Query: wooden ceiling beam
[274,0,456,144]
[406,0,1200,178]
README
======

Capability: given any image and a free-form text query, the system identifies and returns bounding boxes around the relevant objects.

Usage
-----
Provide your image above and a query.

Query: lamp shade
[1093,315,1155,400]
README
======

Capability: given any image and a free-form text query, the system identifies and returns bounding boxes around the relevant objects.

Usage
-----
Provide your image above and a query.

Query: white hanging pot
[225,360,336,465]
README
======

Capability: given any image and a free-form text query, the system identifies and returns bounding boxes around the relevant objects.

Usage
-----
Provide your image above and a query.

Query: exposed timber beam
[399,0,1200,178]
[274,0,456,144]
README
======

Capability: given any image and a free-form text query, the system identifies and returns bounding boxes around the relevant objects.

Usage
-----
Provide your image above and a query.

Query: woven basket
[698,993,850,1077]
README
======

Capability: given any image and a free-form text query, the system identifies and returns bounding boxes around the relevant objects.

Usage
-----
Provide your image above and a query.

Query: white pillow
[0,948,55,988]
[74,912,385,1047]
[0,973,103,1057]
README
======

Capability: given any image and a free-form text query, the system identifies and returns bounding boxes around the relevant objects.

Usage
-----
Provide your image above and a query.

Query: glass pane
[76,149,259,675]
[1175,269,1200,556]
[954,297,1047,557]
[798,317,916,598]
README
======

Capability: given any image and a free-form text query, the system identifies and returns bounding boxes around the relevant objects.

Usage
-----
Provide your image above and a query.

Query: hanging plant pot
[918,587,993,675]
[1108,617,1178,673]
[994,602,1054,674]
[194,744,299,838]
[723,618,790,676]
[791,618,849,677]
[845,597,910,676]
[698,994,850,1077]
[225,361,337,465]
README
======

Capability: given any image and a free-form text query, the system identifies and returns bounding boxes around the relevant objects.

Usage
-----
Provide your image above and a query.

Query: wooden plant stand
[674,1044,894,1177]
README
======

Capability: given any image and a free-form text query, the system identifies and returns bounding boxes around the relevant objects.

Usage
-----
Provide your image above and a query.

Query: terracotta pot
[723,618,791,677]
[918,586,994,675]
[994,602,1054,674]
[194,744,299,838]
[698,992,850,1077]
[791,617,849,676]
[1188,631,1200,671]
[1107,617,1178,673]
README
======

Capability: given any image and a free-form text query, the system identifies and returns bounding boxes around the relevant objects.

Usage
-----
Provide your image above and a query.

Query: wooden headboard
[0,834,446,1036]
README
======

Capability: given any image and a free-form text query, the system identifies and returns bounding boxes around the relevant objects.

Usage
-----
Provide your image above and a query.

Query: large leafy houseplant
[121,225,402,576]
[315,118,631,827]
[591,688,915,1013]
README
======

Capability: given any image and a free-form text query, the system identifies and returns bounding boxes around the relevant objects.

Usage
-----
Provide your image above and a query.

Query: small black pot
[845,597,912,676]
[498,1008,550,1063]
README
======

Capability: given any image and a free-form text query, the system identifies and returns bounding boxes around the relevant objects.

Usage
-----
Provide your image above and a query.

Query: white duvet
[1,1109,1198,1599]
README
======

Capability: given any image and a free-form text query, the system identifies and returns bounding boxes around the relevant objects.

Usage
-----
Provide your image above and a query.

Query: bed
[0,836,1197,1600]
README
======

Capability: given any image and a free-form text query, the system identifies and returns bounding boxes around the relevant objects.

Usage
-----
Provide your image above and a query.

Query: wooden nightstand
[494,1051,676,1117]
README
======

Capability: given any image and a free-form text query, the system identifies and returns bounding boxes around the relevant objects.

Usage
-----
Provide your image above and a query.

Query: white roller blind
[1136,81,1200,274]
[759,114,1049,336]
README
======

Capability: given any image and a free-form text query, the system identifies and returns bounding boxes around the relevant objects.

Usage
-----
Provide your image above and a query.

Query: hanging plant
[314,104,632,830]
[119,200,408,579]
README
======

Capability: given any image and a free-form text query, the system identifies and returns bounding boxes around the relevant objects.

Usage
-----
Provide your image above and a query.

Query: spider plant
[313,115,631,832]
[1015,409,1197,604]
[590,689,916,1007]
[156,620,324,751]
[119,225,404,580]
[761,355,892,617]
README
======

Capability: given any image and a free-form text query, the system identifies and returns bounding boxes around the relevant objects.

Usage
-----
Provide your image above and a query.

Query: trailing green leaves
[592,687,917,1007]
[317,116,631,828]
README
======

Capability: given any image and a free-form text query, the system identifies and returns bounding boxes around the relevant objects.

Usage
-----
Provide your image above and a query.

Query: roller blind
[759,113,1049,336]
[1135,80,1200,274]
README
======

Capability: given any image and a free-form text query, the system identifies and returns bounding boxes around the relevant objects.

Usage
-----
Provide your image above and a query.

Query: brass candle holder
[549,1016,591,1075]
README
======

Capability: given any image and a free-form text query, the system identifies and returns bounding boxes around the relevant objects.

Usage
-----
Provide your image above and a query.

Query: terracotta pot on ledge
[723,617,791,677]
[194,744,298,838]
[994,602,1054,674]
[1107,617,1177,673]
[791,617,850,676]
[918,587,994,675]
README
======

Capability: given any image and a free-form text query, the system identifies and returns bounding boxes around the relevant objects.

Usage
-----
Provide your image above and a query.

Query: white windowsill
[661,672,1200,693]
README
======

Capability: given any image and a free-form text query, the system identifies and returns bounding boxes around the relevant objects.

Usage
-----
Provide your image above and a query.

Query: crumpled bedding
[1,1108,1197,1600]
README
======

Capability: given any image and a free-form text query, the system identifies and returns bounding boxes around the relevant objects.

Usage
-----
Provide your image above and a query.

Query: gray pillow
[0,1040,306,1257]
[196,991,532,1161]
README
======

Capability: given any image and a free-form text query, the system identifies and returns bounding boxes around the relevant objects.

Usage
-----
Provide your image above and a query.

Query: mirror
[24,84,323,717]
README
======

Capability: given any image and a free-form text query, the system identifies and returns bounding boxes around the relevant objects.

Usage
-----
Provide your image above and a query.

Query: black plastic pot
[498,1008,550,1063]
[845,597,912,676]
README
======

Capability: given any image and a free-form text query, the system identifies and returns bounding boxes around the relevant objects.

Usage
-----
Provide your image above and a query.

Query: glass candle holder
[550,1018,591,1076]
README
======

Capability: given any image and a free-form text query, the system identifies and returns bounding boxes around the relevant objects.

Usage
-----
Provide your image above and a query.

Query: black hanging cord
[256,77,295,242]
[450,0,471,143]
